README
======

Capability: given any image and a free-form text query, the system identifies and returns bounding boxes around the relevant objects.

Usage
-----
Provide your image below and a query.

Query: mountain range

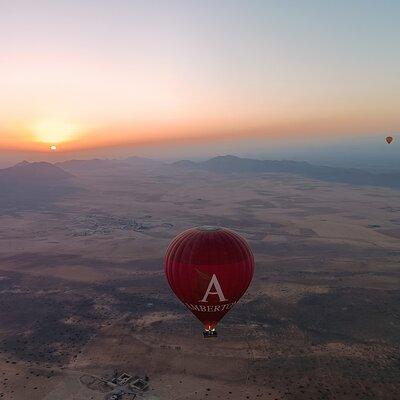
[0,161,73,183]
[173,155,400,189]
[0,161,76,212]
[2,155,400,194]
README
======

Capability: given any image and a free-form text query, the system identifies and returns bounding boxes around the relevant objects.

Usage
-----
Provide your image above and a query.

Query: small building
[116,373,133,386]
[129,377,149,392]
[107,389,136,400]
[121,394,136,400]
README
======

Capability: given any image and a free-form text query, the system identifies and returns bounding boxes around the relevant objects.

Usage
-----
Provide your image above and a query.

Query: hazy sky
[0,0,399,157]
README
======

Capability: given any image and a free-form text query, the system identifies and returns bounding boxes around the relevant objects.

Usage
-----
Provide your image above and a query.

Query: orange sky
[1,1,399,154]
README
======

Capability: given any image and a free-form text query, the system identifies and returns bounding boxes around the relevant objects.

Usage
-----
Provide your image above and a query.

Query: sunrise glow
[0,1,399,156]
[32,120,81,145]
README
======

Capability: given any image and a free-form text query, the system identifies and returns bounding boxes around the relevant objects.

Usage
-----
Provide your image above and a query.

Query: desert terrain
[0,157,399,400]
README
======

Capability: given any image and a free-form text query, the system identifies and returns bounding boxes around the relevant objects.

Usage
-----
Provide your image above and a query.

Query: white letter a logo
[200,274,227,303]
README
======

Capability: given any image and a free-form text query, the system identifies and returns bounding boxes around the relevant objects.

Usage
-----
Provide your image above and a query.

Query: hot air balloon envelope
[386,136,393,144]
[164,226,254,336]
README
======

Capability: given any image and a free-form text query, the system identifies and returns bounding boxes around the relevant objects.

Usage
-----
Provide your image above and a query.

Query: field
[0,160,399,400]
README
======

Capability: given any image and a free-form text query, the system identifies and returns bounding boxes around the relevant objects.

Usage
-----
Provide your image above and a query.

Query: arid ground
[0,159,399,400]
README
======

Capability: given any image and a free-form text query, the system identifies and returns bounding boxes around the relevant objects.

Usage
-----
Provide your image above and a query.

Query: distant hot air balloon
[165,226,254,337]
[386,136,394,144]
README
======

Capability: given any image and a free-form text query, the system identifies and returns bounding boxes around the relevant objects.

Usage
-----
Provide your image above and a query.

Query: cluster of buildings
[80,371,149,400]
[70,214,150,236]
[106,373,149,400]
[69,213,173,237]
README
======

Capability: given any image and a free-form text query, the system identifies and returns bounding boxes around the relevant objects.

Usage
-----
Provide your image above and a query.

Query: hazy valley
[0,156,399,400]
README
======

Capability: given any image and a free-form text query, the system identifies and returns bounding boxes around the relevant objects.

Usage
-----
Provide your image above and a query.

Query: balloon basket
[203,329,218,338]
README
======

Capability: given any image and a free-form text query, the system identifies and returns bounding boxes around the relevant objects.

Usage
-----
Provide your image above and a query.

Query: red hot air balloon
[164,226,254,337]
[386,136,394,144]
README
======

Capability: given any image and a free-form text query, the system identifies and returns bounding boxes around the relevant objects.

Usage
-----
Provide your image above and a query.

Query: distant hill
[172,160,198,169]
[124,156,162,166]
[0,161,73,183]
[56,156,161,173]
[0,162,76,213]
[56,158,129,172]
[172,155,400,189]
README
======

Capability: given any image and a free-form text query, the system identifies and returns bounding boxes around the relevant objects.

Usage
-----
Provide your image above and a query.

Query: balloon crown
[197,225,222,231]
